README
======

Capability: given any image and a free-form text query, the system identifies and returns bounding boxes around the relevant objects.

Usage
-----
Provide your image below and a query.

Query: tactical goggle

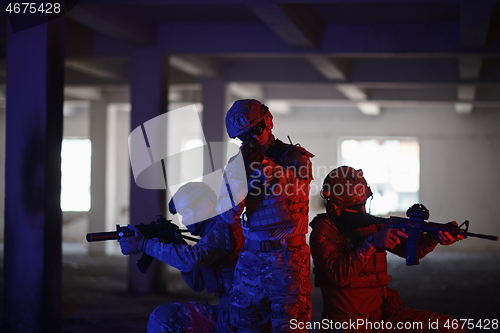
[237,119,266,141]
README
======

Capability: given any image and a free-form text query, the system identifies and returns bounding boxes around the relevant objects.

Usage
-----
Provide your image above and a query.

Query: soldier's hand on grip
[435,221,461,245]
[118,224,146,255]
[367,228,408,250]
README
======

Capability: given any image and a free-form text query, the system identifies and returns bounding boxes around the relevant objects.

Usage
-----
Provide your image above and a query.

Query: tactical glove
[118,224,147,255]
[367,228,408,250]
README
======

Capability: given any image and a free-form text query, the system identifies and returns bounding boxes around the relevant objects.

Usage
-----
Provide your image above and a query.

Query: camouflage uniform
[145,216,243,333]
[220,135,314,333]
[310,211,466,333]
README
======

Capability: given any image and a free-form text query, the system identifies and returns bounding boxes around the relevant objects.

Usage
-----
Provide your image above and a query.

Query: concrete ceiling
[4,0,500,116]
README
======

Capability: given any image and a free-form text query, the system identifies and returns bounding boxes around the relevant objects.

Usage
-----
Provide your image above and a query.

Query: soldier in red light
[309,165,465,332]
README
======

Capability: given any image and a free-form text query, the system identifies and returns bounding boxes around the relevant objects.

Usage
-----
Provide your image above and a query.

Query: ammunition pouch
[245,194,309,231]
[348,251,391,288]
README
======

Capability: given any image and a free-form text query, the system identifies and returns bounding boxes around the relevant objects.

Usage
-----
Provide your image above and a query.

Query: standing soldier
[218,99,314,332]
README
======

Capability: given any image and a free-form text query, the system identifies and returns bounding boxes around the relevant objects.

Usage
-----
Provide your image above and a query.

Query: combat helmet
[169,182,217,233]
[225,99,272,138]
[321,165,373,216]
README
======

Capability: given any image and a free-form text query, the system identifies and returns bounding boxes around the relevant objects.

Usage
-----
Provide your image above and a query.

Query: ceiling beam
[457,85,476,101]
[336,84,378,116]
[336,84,367,101]
[227,83,264,100]
[265,98,500,109]
[263,84,346,100]
[65,60,122,80]
[457,0,488,113]
[456,85,476,115]
[263,83,500,104]
[457,54,483,114]
[147,21,500,55]
[461,2,493,50]
[246,3,325,49]
[220,57,500,84]
[455,102,473,115]
[306,55,347,81]
[64,87,103,100]
[69,4,156,46]
[459,55,483,80]
[169,56,219,77]
[76,0,489,5]
[357,102,380,116]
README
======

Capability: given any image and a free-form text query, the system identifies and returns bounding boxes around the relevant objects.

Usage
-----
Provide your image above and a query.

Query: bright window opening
[339,138,420,216]
[61,139,91,212]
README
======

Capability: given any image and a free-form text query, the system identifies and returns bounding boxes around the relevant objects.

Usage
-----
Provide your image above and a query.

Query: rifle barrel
[464,232,498,241]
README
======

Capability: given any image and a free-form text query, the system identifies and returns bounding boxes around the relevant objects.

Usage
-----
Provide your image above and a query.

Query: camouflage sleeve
[310,218,376,287]
[143,225,231,272]
[180,270,204,292]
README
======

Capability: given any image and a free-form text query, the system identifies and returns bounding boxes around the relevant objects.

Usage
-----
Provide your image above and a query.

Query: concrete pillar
[128,48,168,294]
[3,16,65,333]
[200,77,227,172]
[105,103,131,255]
[0,105,5,242]
[88,97,107,255]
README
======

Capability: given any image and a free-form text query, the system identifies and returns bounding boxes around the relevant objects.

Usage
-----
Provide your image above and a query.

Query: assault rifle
[374,204,498,266]
[86,215,198,273]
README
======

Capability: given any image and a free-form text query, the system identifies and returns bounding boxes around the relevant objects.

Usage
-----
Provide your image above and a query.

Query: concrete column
[88,97,107,255]
[105,103,131,255]
[200,77,227,172]
[128,48,168,294]
[0,105,5,242]
[4,16,65,333]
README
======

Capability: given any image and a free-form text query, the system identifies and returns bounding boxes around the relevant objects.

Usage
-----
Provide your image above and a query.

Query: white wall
[272,106,500,253]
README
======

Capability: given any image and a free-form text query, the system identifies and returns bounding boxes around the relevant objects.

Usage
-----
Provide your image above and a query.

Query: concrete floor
[1,245,499,332]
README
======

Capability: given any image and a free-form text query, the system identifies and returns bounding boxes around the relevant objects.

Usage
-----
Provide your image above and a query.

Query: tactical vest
[347,223,391,288]
[244,139,312,232]
[314,216,391,289]
[245,193,309,231]
[348,250,391,288]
